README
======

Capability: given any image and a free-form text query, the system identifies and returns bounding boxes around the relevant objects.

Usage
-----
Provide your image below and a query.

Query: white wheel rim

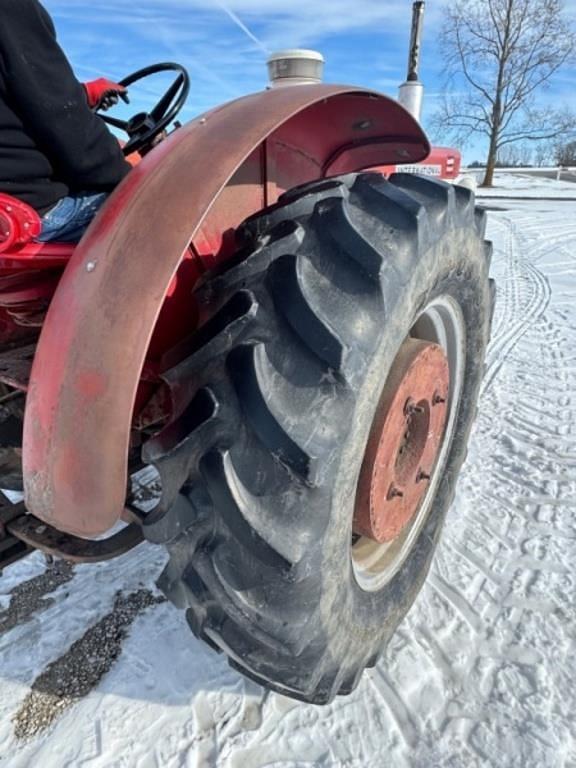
[351,296,466,591]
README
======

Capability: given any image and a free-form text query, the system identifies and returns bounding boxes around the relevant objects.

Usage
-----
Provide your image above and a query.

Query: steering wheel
[99,62,190,156]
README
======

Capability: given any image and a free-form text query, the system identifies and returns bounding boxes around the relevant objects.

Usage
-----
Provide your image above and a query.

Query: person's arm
[0,0,131,191]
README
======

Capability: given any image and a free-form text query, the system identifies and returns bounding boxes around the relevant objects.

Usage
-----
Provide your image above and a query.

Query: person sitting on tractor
[0,0,132,243]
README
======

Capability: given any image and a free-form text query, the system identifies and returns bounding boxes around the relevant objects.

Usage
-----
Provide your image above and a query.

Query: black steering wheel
[99,62,190,155]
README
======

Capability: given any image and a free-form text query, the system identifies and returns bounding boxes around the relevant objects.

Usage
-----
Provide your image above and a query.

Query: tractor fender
[23,84,429,537]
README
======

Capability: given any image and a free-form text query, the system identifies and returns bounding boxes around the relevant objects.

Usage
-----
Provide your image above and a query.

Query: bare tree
[498,142,533,166]
[435,0,576,186]
[555,139,576,166]
[533,139,556,166]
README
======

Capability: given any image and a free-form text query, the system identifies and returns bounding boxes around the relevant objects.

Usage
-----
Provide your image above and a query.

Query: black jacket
[0,0,130,213]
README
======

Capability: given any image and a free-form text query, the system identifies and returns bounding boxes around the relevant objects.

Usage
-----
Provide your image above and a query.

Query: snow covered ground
[473,172,576,198]
[1,173,575,767]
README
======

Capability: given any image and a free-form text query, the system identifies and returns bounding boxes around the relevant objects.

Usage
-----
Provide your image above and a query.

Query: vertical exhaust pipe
[398,1,425,121]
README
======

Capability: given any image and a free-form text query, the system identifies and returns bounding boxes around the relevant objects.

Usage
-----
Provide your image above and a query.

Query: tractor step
[6,514,144,563]
[0,500,144,567]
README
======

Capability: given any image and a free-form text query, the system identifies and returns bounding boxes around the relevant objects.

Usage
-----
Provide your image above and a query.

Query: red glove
[84,78,129,111]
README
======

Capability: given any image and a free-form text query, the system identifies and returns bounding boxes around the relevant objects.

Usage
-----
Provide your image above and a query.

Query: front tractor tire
[143,172,494,704]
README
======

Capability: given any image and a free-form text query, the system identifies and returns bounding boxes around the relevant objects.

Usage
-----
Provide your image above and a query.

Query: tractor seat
[0,193,76,264]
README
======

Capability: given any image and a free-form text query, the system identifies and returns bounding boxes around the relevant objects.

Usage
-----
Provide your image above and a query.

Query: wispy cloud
[212,0,270,53]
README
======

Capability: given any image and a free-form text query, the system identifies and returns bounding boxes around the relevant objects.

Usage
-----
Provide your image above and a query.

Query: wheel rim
[351,296,466,591]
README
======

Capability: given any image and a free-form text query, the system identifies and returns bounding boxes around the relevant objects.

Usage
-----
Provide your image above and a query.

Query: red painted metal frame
[0,194,42,253]
[0,241,76,333]
[0,242,74,271]
[377,145,462,181]
[22,84,429,537]
[353,340,449,543]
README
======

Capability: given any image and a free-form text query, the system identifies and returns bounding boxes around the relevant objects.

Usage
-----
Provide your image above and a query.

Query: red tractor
[0,44,494,704]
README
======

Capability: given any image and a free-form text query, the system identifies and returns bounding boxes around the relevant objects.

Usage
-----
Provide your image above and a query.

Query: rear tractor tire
[143,172,494,704]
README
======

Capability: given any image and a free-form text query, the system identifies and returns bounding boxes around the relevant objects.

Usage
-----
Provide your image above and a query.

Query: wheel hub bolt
[404,399,425,417]
[416,469,430,483]
[387,485,404,500]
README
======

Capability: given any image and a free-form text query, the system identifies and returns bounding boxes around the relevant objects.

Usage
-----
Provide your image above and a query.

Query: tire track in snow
[482,216,551,394]
[368,669,419,748]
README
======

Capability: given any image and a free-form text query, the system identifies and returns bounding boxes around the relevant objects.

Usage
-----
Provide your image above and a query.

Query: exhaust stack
[398,1,425,121]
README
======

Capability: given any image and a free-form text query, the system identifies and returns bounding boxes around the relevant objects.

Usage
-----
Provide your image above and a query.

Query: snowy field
[1,173,575,767]
[473,172,576,198]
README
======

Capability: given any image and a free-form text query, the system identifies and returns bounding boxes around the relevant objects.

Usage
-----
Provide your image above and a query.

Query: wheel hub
[354,338,450,544]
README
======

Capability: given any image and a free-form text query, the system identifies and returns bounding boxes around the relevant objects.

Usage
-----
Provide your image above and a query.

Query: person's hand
[84,78,129,111]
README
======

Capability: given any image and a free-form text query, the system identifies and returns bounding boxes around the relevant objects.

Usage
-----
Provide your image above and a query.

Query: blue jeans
[36,192,108,243]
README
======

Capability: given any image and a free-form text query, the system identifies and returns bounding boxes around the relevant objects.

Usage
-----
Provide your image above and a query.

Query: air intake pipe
[267,49,325,87]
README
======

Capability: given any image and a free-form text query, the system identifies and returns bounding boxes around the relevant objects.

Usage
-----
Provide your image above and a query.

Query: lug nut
[404,399,425,417]
[416,469,430,483]
[387,484,404,500]
[432,392,446,405]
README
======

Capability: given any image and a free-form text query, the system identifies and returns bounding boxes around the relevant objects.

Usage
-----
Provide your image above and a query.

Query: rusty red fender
[23,84,429,537]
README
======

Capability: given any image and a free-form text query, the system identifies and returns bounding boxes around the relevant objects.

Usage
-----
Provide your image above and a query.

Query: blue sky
[44,0,576,163]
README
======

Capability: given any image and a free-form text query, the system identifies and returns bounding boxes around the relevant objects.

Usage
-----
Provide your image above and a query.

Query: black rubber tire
[0,388,24,491]
[142,172,494,704]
